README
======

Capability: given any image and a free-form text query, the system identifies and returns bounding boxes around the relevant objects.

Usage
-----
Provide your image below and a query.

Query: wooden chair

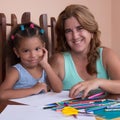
[39,14,57,57]
[0,13,17,84]
[0,12,56,84]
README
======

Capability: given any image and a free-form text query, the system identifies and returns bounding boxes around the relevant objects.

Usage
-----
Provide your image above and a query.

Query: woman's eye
[64,29,72,34]
[77,26,84,31]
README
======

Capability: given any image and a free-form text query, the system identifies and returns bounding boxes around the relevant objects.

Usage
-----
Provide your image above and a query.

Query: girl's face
[14,37,45,68]
[64,16,92,54]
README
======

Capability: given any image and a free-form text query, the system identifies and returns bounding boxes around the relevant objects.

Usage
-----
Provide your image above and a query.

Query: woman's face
[64,16,92,54]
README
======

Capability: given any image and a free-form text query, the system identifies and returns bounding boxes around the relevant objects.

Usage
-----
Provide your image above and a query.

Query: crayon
[88,92,105,99]
[105,108,120,111]
[43,105,57,109]
[46,98,106,107]
[86,101,117,112]
[44,98,106,110]
[107,105,120,109]
[86,105,107,112]
[106,102,120,108]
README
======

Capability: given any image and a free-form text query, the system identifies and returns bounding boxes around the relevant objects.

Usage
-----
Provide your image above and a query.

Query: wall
[112,0,120,57]
[0,0,114,53]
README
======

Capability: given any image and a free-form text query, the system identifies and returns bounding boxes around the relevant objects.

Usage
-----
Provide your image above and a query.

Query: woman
[49,4,120,98]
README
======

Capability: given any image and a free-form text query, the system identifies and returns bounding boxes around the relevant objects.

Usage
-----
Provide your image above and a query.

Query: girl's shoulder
[5,64,21,79]
[4,65,19,83]
[7,65,19,75]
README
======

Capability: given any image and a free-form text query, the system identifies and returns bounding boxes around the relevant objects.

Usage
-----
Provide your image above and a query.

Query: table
[0,91,97,120]
[1,93,120,113]
[0,100,23,113]
[0,92,120,120]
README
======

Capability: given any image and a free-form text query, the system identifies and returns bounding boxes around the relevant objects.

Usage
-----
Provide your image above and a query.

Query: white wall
[112,0,120,57]
[0,0,113,52]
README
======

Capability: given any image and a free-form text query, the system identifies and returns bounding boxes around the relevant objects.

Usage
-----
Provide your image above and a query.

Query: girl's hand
[69,79,101,98]
[32,82,47,94]
[38,48,48,68]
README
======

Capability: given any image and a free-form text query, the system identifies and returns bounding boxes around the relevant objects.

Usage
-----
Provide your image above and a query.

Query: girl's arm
[39,48,63,92]
[0,67,47,100]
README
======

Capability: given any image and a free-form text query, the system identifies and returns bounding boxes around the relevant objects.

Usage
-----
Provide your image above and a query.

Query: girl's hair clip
[40,29,45,35]
[11,35,15,40]
[30,23,34,28]
[20,25,25,31]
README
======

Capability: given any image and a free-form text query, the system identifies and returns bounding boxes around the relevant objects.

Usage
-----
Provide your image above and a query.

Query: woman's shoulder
[102,47,118,57]
[49,52,64,63]
[102,47,120,65]
[49,52,65,78]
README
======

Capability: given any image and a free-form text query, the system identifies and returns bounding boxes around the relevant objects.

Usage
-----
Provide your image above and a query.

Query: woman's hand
[69,79,101,98]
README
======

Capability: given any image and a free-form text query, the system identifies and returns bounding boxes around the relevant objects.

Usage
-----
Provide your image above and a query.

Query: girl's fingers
[42,47,47,53]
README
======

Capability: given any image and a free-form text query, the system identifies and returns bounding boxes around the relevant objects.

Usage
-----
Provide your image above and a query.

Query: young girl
[0,22,62,100]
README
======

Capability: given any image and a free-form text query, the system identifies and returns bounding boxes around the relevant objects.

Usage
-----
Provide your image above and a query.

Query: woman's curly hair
[55,4,101,75]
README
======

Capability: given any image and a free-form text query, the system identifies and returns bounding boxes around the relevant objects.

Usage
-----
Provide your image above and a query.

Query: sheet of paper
[10,91,71,107]
[0,105,96,120]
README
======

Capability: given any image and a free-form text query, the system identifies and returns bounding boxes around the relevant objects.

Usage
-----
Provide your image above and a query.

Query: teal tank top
[63,48,109,90]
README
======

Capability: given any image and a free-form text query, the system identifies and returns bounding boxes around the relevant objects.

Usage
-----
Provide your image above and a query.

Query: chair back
[0,12,56,84]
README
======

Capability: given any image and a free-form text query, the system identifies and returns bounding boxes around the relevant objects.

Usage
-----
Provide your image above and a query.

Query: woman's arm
[98,47,120,93]
[69,47,120,98]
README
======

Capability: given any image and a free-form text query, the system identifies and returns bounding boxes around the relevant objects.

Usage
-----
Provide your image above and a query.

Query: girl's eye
[23,49,29,53]
[35,47,41,51]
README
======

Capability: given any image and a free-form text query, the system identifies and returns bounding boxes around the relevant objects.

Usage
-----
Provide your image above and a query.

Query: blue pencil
[86,101,117,112]
[107,106,120,109]
[105,108,120,111]
[86,105,107,112]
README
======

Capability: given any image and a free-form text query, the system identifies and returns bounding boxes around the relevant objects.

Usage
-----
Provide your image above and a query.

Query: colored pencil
[88,92,105,99]
[105,108,120,111]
